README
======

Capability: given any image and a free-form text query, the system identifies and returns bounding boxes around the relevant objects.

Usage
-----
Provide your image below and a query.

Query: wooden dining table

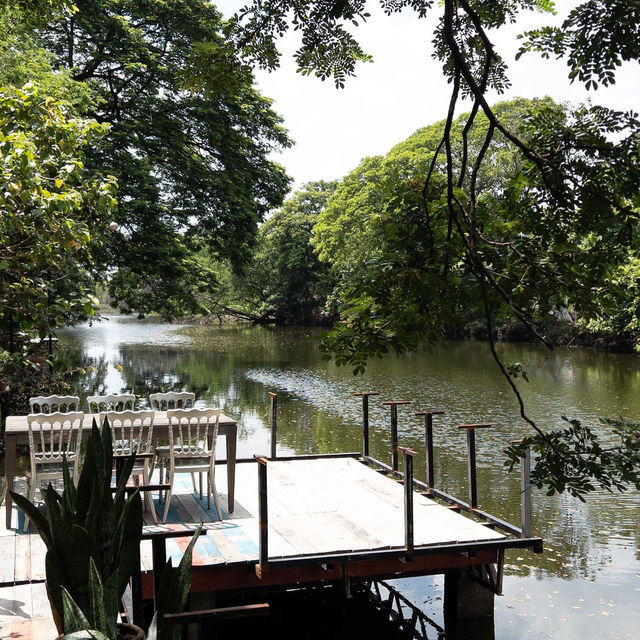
[3,411,238,529]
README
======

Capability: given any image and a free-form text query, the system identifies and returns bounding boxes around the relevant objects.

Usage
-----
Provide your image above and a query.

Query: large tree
[0,84,117,417]
[33,0,291,317]
[230,1,640,497]
[202,180,338,324]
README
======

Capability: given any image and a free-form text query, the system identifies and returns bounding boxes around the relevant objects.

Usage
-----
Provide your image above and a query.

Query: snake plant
[11,417,143,634]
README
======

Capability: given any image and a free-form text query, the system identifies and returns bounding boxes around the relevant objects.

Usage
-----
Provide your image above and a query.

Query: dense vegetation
[226,0,640,497]
[1,0,639,497]
[0,1,291,416]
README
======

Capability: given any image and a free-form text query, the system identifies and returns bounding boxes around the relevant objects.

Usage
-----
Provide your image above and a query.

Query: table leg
[225,426,237,513]
[5,434,17,529]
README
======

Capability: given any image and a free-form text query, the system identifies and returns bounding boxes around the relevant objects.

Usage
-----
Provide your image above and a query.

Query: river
[53,317,640,638]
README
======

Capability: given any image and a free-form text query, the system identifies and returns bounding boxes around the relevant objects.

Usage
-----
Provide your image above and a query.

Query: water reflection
[53,317,640,639]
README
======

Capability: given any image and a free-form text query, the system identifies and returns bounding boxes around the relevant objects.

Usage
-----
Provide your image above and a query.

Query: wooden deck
[0,456,539,635]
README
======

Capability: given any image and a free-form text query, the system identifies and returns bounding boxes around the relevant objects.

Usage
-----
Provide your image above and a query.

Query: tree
[230,0,640,498]
[0,83,116,416]
[29,0,292,317]
[207,180,338,324]
[0,8,94,111]
[313,98,549,367]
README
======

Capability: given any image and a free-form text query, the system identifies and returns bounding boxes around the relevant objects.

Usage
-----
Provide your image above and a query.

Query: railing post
[457,424,492,508]
[151,536,167,607]
[268,392,277,459]
[415,410,445,489]
[521,444,532,538]
[353,392,379,457]
[398,446,417,556]
[382,400,412,471]
[131,552,144,627]
[255,455,269,578]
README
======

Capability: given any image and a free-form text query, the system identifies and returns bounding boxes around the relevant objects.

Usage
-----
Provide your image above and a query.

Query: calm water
[55,317,640,639]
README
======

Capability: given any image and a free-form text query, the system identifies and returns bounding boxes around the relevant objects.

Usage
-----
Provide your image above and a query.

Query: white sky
[217,1,639,191]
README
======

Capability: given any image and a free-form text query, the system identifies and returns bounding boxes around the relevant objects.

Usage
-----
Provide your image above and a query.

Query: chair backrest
[101,410,155,456]
[149,392,195,411]
[166,408,220,456]
[87,393,136,413]
[27,412,85,465]
[29,395,80,414]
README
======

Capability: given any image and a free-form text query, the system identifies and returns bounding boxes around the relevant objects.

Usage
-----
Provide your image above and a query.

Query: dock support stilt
[354,391,379,457]
[444,567,496,625]
[268,392,277,459]
[457,424,491,508]
[382,400,411,471]
[415,410,444,488]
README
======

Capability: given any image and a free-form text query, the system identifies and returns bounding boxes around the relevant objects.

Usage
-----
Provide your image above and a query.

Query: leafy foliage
[505,416,640,501]
[213,181,338,324]
[231,0,640,497]
[313,98,565,368]
[10,418,143,632]
[232,0,374,87]
[0,83,116,419]
[519,0,640,90]
[31,0,292,317]
[0,9,94,110]
[0,84,116,342]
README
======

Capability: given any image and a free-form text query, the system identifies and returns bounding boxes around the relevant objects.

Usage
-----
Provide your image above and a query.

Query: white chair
[149,392,196,494]
[101,410,157,523]
[25,411,84,530]
[29,395,80,413]
[87,393,136,413]
[148,392,195,411]
[162,408,221,523]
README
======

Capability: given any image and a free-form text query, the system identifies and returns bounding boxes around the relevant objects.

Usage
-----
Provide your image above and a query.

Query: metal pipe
[521,444,532,538]
[398,446,417,555]
[353,392,379,457]
[383,401,411,471]
[151,536,167,607]
[390,405,398,470]
[415,410,444,488]
[467,428,477,507]
[457,424,491,508]
[255,455,269,575]
[268,392,277,459]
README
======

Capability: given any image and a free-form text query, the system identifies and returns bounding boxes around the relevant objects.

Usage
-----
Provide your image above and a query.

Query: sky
[217,1,639,191]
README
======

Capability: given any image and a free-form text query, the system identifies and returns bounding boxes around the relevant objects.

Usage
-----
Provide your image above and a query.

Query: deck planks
[1,456,507,598]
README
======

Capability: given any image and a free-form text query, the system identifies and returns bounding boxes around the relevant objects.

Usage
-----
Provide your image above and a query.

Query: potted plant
[11,418,144,638]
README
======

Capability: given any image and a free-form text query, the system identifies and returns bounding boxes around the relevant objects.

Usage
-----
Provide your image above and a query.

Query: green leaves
[26,0,292,318]
[521,1,640,90]
[149,524,202,640]
[11,418,143,634]
[233,0,373,88]
[0,83,116,363]
[504,416,640,501]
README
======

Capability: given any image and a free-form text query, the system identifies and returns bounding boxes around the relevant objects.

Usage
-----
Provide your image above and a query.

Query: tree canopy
[0,84,117,417]
[0,84,116,344]
[29,0,292,317]
[213,180,338,325]
[230,0,640,497]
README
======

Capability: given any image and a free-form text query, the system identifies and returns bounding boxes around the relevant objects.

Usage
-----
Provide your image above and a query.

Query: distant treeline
[201,97,640,353]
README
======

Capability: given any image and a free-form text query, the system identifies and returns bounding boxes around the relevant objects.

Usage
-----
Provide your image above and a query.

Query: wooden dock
[0,454,542,636]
